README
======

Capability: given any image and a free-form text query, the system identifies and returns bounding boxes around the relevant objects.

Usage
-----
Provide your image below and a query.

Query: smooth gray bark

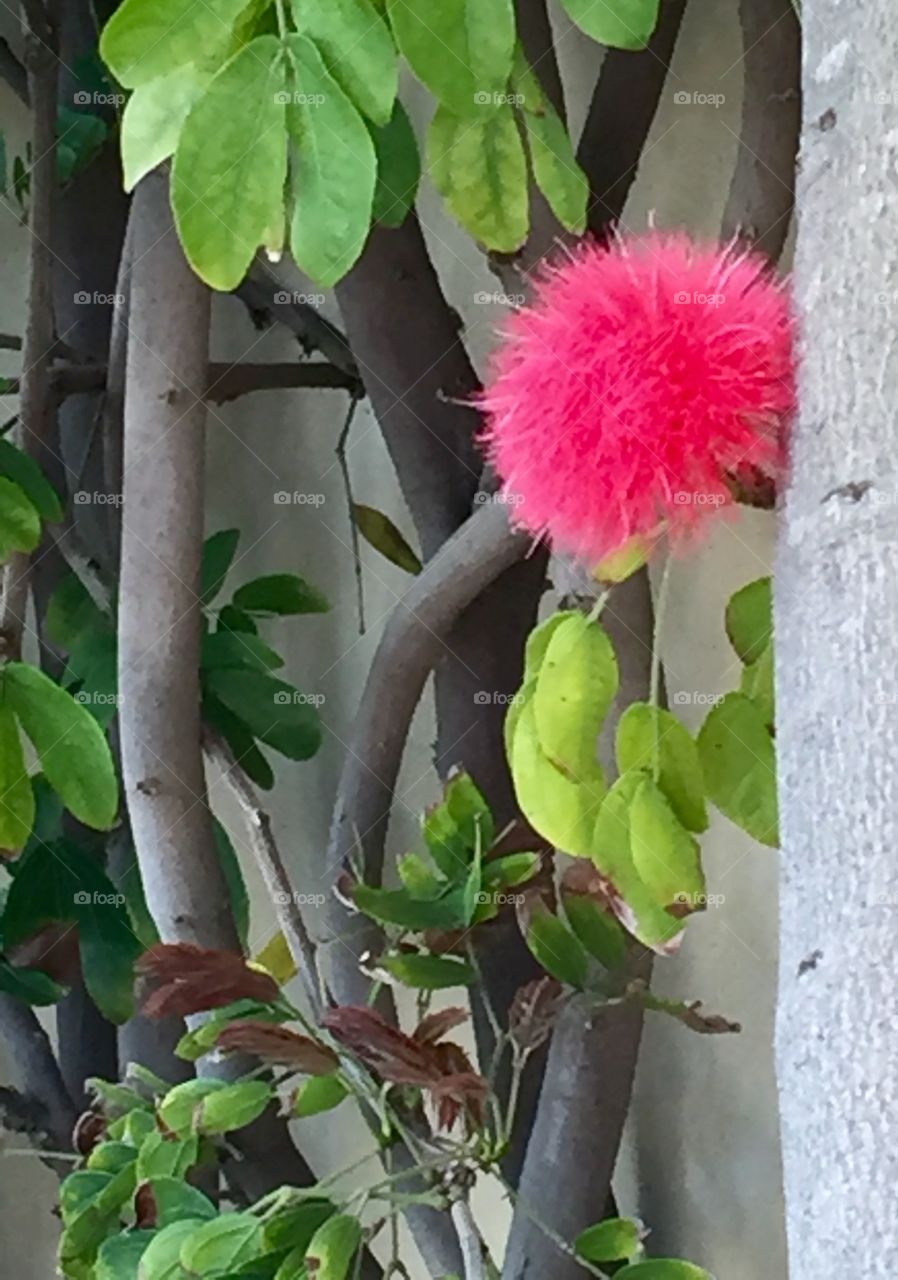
[776,8,898,1274]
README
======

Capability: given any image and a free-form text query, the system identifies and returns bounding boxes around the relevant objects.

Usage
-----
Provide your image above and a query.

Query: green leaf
[510,696,605,856]
[561,889,628,971]
[96,1231,157,1280]
[197,1079,273,1134]
[204,668,322,761]
[232,573,329,615]
[159,1080,228,1136]
[428,103,528,253]
[524,900,590,988]
[87,1141,138,1173]
[213,819,250,947]
[512,50,587,234]
[388,0,515,116]
[482,852,541,890]
[286,35,377,287]
[180,1213,265,1276]
[0,437,63,521]
[352,503,422,574]
[378,951,476,989]
[0,957,65,1005]
[740,642,774,729]
[3,663,118,829]
[203,693,275,790]
[556,0,660,50]
[290,0,397,124]
[534,614,618,780]
[293,1074,348,1118]
[697,693,778,847]
[305,1214,361,1280]
[264,1201,334,1254]
[353,883,467,930]
[0,702,34,851]
[57,109,109,183]
[397,851,446,898]
[616,1262,712,1280]
[172,37,288,290]
[60,1171,113,1226]
[0,477,41,556]
[274,1246,309,1280]
[121,66,208,192]
[202,630,285,673]
[726,576,772,664]
[616,703,708,833]
[100,0,250,87]
[370,101,421,228]
[201,529,240,604]
[145,1179,217,1228]
[45,573,110,650]
[575,1217,642,1263]
[628,777,705,909]
[136,1132,199,1181]
[138,1218,204,1280]
[218,604,259,635]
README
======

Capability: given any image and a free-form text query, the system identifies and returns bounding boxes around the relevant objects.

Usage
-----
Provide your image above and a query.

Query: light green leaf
[100,0,250,87]
[556,0,660,50]
[726,576,772,664]
[428,103,528,253]
[524,900,590,988]
[204,668,322,761]
[286,35,377,287]
[370,100,421,227]
[378,951,476,989]
[121,66,208,192]
[534,614,619,781]
[698,693,778,847]
[388,0,515,116]
[616,702,708,832]
[159,1080,228,1136]
[60,1171,113,1227]
[198,1080,273,1134]
[0,476,40,556]
[290,0,397,124]
[0,702,34,852]
[180,1213,265,1276]
[397,851,446,898]
[293,1074,348,1118]
[136,1132,198,1181]
[616,1262,712,1280]
[524,611,579,680]
[482,852,541,890]
[87,1141,137,1173]
[233,572,329,615]
[422,771,495,877]
[96,1232,157,1280]
[0,437,63,521]
[3,663,118,829]
[201,528,240,604]
[172,37,288,291]
[740,641,774,729]
[512,50,587,233]
[305,1214,362,1280]
[138,1218,205,1280]
[353,503,422,574]
[628,777,705,910]
[575,1217,642,1263]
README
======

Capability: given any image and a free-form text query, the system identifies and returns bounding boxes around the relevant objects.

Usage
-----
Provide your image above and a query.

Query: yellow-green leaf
[513,50,587,233]
[388,0,515,116]
[533,614,618,780]
[428,103,528,253]
[290,0,397,125]
[698,692,779,847]
[628,776,705,909]
[100,0,249,88]
[616,702,708,832]
[0,703,34,852]
[0,476,40,557]
[510,697,604,855]
[353,503,422,574]
[121,66,208,192]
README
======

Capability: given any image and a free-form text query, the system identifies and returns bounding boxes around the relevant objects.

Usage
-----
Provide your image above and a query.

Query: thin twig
[335,393,366,634]
[204,730,325,1018]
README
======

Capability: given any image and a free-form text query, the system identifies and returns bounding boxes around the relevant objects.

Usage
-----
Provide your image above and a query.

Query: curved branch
[721,0,801,258]
[0,992,78,1153]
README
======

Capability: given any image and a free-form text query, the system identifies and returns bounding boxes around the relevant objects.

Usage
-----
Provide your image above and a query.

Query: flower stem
[650,555,672,779]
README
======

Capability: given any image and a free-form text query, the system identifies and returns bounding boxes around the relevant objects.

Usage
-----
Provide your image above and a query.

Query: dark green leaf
[172,37,288,290]
[202,693,275,790]
[388,0,515,116]
[0,957,65,1005]
[87,1141,138,1173]
[524,902,590,988]
[286,35,377,286]
[232,573,329,615]
[0,702,34,851]
[96,1231,157,1280]
[370,101,421,228]
[60,1171,113,1226]
[0,437,63,521]
[556,0,660,50]
[202,630,285,673]
[726,576,772,664]
[201,529,240,604]
[378,951,476,989]
[213,819,250,947]
[3,662,118,829]
[423,771,494,877]
[45,572,110,650]
[697,693,778,847]
[353,883,467,930]
[561,889,628,971]
[0,477,41,556]
[482,852,540,890]
[428,103,528,253]
[264,1200,334,1254]
[289,0,397,124]
[352,503,422,574]
[218,605,259,635]
[205,669,321,762]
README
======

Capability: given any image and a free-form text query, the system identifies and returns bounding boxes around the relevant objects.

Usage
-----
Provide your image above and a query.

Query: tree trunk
[776,7,898,1274]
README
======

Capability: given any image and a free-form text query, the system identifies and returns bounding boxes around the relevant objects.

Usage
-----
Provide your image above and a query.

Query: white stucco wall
[0,0,787,1275]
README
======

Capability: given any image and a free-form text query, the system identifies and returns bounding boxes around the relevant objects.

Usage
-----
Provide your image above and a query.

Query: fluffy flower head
[481,234,795,565]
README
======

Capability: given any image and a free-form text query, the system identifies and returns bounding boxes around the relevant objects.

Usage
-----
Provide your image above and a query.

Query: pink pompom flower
[480,233,796,566]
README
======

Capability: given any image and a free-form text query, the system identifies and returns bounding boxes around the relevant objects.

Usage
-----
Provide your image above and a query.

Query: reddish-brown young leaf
[72,1110,106,1157]
[215,1021,339,1074]
[322,1006,435,1085]
[7,922,82,984]
[137,943,279,1019]
[134,1182,158,1228]
[508,975,565,1053]
[412,1007,468,1046]
[429,1071,489,1132]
